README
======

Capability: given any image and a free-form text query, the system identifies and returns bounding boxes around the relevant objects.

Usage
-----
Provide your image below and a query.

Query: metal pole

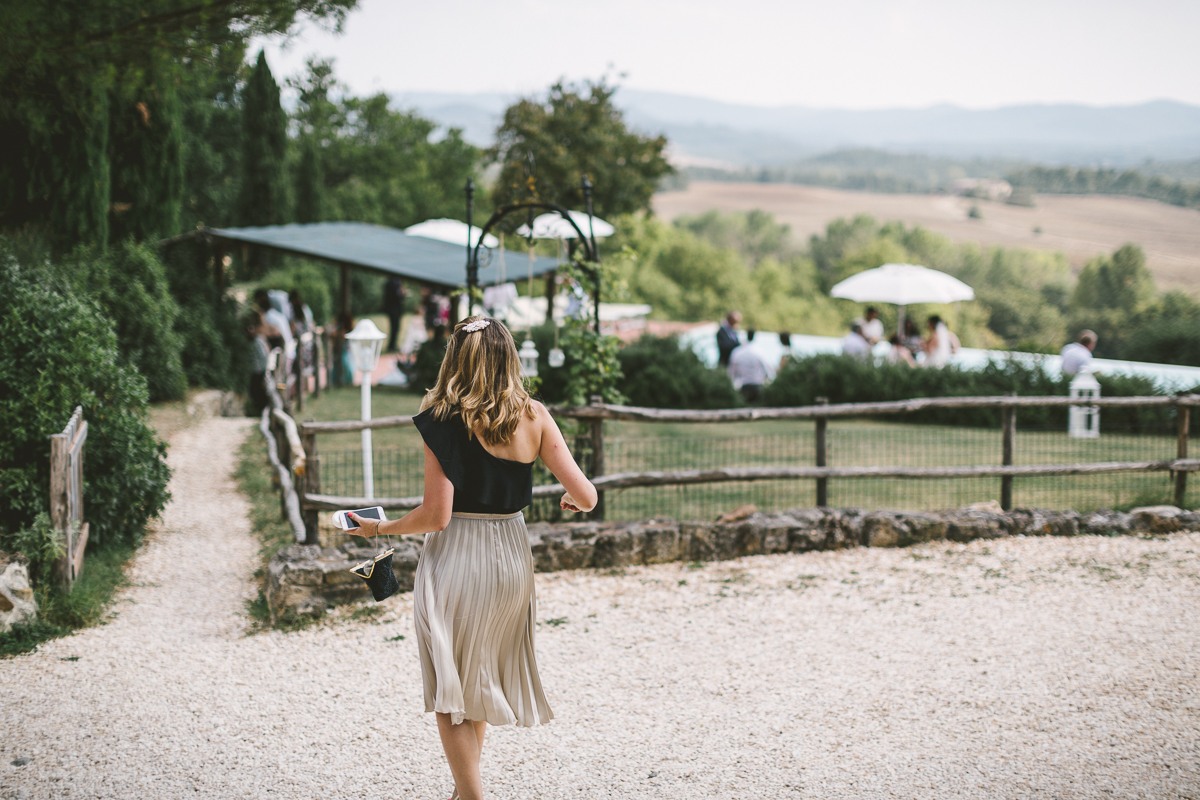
[815,397,828,507]
[589,395,605,520]
[582,176,601,334]
[465,178,476,317]
[361,372,374,500]
[1175,406,1190,507]
[1001,394,1016,511]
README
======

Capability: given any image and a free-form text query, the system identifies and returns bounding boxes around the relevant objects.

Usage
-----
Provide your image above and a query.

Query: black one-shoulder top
[412,407,534,514]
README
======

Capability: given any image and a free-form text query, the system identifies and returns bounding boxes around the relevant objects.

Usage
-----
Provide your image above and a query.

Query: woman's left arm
[348,444,453,537]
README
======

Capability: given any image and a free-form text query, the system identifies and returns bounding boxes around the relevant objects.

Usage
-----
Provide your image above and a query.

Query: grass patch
[235,429,303,630]
[0,537,139,658]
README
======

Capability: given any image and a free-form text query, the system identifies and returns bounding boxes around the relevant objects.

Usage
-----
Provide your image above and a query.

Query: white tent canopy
[405,218,499,248]
[830,263,975,305]
[516,211,615,240]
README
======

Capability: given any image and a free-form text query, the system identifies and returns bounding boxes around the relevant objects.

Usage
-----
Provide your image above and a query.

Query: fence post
[1001,394,1016,511]
[272,414,291,521]
[313,328,324,398]
[50,431,70,587]
[294,336,304,413]
[815,397,828,507]
[301,431,321,545]
[1175,406,1190,507]
[589,395,605,521]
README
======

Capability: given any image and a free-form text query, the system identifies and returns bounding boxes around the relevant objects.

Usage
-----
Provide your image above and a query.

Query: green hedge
[617,334,741,409]
[763,354,1174,429]
[0,246,171,554]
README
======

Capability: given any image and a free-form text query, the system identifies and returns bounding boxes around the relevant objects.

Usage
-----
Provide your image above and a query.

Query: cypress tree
[294,134,324,223]
[109,70,185,242]
[238,50,288,272]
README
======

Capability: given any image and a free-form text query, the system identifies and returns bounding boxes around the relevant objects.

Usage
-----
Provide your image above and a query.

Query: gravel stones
[3,417,1198,799]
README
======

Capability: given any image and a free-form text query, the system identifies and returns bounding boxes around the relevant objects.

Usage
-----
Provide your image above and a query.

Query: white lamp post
[346,319,387,498]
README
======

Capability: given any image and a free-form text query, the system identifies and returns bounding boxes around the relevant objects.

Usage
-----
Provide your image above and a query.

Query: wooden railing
[292,394,1198,527]
[50,406,89,587]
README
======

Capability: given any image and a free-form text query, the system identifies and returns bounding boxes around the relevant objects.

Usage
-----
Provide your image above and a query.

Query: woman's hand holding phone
[347,513,380,537]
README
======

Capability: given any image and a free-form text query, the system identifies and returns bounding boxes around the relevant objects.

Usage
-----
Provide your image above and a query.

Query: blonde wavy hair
[420,316,537,445]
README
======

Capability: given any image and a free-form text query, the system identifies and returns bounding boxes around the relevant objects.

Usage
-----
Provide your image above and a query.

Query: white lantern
[1068,369,1101,439]
[548,347,566,368]
[345,319,387,373]
[519,339,540,378]
[345,319,388,500]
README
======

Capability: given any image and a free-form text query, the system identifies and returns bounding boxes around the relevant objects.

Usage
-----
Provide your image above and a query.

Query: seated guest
[841,322,872,361]
[861,307,885,344]
[1061,330,1098,376]
[778,331,793,372]
[717,310,742,368]
[886,334,917,367]
[728,329,774,403]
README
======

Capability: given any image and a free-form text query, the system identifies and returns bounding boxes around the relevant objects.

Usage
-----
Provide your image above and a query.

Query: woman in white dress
[922,314,959,368]
[349,316,597,800]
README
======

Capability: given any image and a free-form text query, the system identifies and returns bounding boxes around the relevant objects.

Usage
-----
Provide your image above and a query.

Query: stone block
[944,511,1008,542]
[822,509,865,549]
[1080,510,1132,536]
[1008,509,1080,537]
[640,524,684,564]
[863,514,902,547]
[782,509,826,552]
[0,554,37,634]
[1128,505,1184,533]
[592,525,645,569]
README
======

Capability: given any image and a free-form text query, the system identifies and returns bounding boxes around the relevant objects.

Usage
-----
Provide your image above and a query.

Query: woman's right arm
[536,404,598,513]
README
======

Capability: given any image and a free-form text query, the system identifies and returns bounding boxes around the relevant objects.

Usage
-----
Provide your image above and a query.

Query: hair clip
[462,319,491,333]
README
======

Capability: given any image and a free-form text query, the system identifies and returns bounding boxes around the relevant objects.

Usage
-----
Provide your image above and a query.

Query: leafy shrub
[763,354,1171,430]
[160,236,249,390]
[55,241,188,402]
[617,335,741,409]
[0,245,171,553]
[1123,318,1200,367]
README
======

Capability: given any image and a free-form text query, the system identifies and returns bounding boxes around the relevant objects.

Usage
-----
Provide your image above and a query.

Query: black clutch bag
[350,547,400,602]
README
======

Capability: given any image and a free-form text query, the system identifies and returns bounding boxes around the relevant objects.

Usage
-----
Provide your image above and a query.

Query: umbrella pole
[897,304,906,341]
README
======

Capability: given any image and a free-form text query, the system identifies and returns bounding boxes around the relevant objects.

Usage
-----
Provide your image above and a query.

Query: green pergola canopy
[207,221,561,288]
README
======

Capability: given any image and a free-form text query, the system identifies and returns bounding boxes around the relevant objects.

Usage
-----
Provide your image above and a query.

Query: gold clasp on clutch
[349,548,395,580]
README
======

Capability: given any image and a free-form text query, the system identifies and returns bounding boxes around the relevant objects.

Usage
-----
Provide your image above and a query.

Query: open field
[654,181,1200,294]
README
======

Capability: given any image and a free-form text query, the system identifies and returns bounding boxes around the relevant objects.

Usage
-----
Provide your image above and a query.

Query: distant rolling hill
[392,88,1200,169]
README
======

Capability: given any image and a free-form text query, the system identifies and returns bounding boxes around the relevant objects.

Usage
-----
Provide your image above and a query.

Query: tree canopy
[489,80,673,218]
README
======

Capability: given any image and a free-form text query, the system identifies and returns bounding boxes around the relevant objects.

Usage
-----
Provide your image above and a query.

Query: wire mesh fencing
[309,413,1194,539]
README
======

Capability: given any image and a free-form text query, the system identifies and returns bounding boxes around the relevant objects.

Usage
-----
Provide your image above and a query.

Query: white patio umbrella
[516,210,615,240]
[830,263,975,337]
[405,218,499,248]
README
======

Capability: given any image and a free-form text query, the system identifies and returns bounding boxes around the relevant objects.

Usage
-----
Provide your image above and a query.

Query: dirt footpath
[2,415,1198,799]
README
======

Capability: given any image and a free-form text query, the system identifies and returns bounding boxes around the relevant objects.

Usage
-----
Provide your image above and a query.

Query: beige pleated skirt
[413,511,553,727]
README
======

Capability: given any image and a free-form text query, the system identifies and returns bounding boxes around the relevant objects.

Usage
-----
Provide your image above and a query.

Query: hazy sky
[259,0,1200,109]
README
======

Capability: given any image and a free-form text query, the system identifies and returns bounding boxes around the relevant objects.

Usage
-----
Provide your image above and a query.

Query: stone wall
[264,504,1199,622]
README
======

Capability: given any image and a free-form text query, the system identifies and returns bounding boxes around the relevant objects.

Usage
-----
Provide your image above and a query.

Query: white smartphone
[332,506,387,531]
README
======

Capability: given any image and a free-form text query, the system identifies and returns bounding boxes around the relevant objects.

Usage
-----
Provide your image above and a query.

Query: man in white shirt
[254,289,294,350]
[1061,330,1097,376]
[727,329,774,403]
[841,323,872,360]
[861,307,885,344]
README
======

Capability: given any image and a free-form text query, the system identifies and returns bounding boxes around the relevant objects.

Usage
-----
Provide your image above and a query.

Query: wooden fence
[289,394,1199,534]
[50,406,89,587]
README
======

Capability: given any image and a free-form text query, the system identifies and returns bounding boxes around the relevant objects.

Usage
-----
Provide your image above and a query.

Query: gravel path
[3,416,1200,799]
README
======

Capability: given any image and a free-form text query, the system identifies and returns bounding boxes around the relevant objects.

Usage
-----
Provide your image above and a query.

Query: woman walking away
[349,316,597,800]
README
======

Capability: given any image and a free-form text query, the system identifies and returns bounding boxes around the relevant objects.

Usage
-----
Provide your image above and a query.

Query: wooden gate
[50,406,89,587]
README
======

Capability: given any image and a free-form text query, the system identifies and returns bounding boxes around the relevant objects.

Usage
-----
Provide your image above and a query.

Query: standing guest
[903,317,923,356]
[329,311,355,387]
[1061,330,1098,376]
[861,307,885,344]
[841,322,872,360]
[778,331,794,372]
[922,315,959,368]
[244,309,279,414]
[717,310,742,368]
[289,289,314,337]
[384,276,406,353]
[254,288,293,351]
[349,317,597,800]
[728,328,773,403]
